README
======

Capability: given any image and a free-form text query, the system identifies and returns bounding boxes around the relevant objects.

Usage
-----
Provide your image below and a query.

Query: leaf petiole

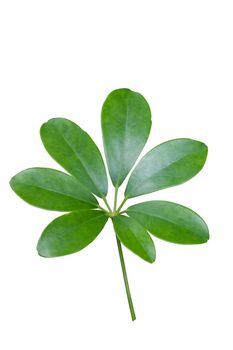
[102,196,112,213]
[113,186,118,212]
[97,205,109,214]
[116,197,128,214]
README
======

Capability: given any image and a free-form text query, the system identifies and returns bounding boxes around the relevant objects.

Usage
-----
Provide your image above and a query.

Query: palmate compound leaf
[9,88,210,321]
[101,88,151,187]
[40,118,108,197]
[127,201,209,244]
[112,215,156,263]
[37,210,108,257]
[10,168,98,211]
[125,138,208,198]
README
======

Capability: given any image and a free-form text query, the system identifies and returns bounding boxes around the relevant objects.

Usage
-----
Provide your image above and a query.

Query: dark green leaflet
[125,138,208,198]
[127,201,209,244]
[10,168,98,211]
[37,210,108,257]
[101,88,151,187]
[40,118,108,197]
[112,215,156,263]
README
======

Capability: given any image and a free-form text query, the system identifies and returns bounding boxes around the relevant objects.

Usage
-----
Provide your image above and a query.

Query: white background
[1,1,232,349]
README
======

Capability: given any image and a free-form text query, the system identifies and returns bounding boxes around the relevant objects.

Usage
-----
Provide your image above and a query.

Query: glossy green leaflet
[10,88,209,321]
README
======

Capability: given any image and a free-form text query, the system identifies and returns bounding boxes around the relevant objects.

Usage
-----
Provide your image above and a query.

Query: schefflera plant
[10,88,209,321]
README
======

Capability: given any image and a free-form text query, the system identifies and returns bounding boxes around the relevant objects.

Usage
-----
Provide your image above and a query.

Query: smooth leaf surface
[10,168,98,211]
[125,138,208,198]
[40,118,108,197]
[37,210,108,257]
[101,88,151,187]
[127,201,209,244]
[112,215,155,263]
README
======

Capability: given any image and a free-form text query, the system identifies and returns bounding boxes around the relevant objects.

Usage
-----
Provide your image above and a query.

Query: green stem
[119,210,127,215]
[97,205,109,213]
[115,234,136,321]
[113,186,118,212]
[102,196,112,212]
[116,197,128,213]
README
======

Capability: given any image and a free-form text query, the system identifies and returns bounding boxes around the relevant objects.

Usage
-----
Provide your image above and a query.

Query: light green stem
[115,234,136,321]
[102,196,112,212]
[116,197,128,213]
[113,186,118,212]
[97,205,109,213]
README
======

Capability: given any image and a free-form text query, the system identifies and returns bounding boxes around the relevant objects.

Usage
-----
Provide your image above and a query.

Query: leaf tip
[203,231,210,243]
[9,175,17,193]
[36,239,52,258]
[149,256,156,263]
[9,176,14,188]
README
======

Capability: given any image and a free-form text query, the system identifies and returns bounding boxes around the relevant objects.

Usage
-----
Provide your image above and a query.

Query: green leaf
[112,215,155,263]
[10,168,98,211]
[37,210,108,257]
[40,118,108,197]
[125,138,208,198]
[101,88,151,187]
[127,201,209,244]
